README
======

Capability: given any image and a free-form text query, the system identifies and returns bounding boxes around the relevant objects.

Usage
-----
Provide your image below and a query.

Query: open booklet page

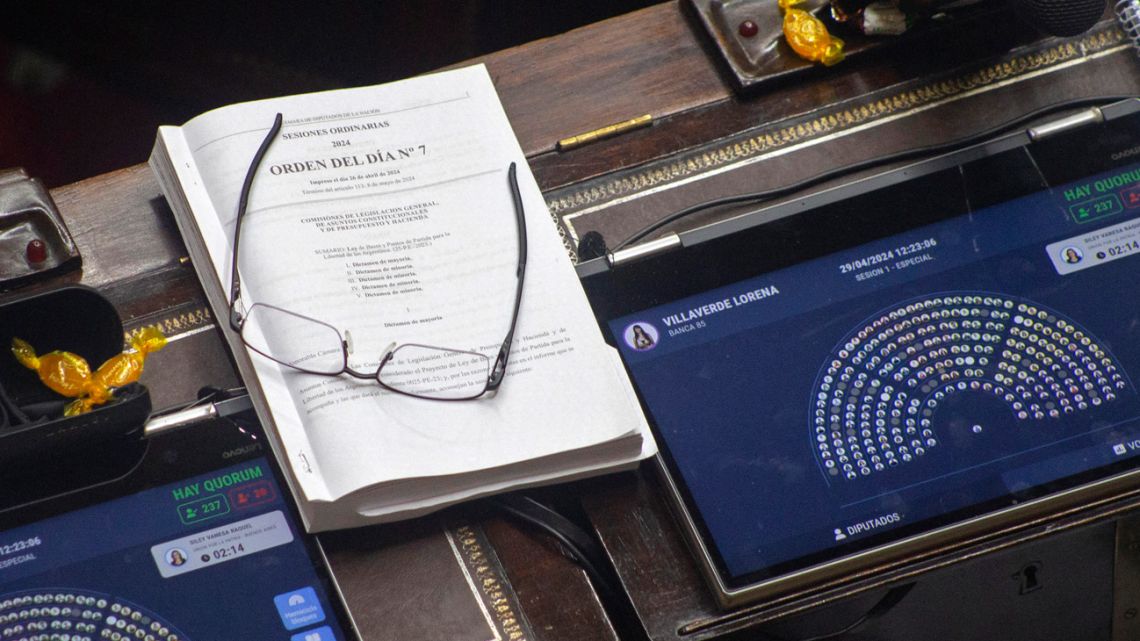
[154,65,651,520]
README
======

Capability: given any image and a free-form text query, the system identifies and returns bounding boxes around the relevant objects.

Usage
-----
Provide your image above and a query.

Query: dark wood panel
[472,3,731,158]
[322,517,544,641]
[581,474,721,641]
[49,164,183,290]
[483,515,622,641]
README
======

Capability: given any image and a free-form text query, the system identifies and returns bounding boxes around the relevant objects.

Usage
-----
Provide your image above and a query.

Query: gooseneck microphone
[1013,0,1108,36]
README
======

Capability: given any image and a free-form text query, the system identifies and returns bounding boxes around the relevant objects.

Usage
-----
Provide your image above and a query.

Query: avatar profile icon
[1061,246,1084,264]
[623,322,659,352]
[165,548,188,567]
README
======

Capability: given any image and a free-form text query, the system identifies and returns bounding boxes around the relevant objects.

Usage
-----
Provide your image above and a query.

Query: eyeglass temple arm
[488,162,528,390]
[229,113,285,331]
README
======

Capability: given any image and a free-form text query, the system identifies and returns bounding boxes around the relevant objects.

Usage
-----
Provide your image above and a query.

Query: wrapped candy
[831,0,913,35]
[11,326,166,416]
[781,0,846,66]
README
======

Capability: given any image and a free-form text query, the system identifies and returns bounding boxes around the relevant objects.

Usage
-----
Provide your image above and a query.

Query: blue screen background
[614,163,1140,580]
[0,458,348,641]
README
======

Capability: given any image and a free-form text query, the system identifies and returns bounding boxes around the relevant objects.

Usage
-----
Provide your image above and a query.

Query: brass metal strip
[123,306,215,346]
[557,114,654,151]
[453,524,530,641]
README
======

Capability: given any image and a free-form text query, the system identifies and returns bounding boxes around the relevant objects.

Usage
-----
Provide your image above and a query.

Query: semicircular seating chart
[0,589,188,641]
[812,293,1129,481]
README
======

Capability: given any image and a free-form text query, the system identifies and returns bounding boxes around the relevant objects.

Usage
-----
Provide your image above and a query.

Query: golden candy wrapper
[780,0,845,66]
[11,326,167,416]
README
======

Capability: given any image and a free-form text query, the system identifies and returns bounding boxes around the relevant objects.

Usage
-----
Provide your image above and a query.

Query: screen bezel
[0,407,361,640]
[579,99,1140,607]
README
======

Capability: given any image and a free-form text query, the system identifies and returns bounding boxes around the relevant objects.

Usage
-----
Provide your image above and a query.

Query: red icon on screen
[1121,186,1140,209]
[229,480,276,509]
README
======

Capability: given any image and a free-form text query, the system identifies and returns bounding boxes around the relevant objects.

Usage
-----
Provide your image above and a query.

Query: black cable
[491,493,660,641]
[606,95,1135,254]
[491,494,621,602]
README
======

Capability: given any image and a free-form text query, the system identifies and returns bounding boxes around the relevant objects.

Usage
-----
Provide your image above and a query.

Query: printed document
[151,65,652,530]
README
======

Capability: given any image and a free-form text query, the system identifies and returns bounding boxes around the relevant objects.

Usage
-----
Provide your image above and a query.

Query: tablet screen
[0,424,354,641]
[607,121,1140,592]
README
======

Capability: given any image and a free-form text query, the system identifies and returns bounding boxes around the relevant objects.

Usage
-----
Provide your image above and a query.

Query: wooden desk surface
[12,2,1140,640]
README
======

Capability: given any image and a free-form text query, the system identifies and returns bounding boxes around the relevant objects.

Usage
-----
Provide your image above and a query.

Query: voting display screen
[603,110,1140,593]
[0,426,353,641]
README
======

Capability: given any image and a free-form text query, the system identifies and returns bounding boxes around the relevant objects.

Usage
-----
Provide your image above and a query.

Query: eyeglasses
[228,113,528,401]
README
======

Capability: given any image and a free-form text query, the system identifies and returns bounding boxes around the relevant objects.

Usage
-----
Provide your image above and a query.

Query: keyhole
[1023,565,1039,590]
[1014,562,1043,595]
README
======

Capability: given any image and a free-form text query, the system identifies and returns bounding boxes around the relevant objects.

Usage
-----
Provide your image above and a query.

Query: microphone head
[576,231,608,261]
[1013,0,1107,36]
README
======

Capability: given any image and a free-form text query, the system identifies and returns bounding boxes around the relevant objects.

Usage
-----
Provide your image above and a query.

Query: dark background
[0,1,658,188]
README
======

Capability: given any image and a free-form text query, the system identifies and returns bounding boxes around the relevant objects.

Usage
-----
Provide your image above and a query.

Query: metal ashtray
[0,168,81,289]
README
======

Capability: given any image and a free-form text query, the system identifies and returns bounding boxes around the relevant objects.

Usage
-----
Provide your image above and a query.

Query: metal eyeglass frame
[227,112,528,400]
